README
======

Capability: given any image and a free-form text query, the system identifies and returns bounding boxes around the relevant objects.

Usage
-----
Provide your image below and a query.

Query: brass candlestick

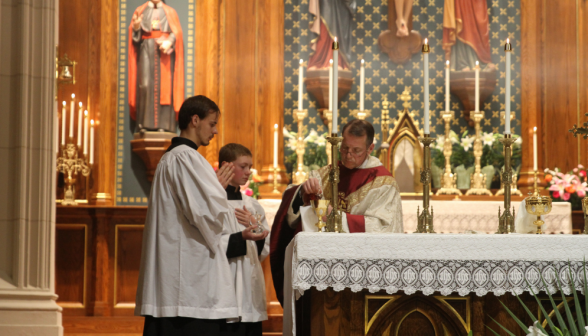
[436,111,462,196]
[326,133,343,233]
[496,111,522,196]
[379,99,391,164]
[294,109,308,184]
[272,166,280,194]
[569,113,588,234]
[524,171,552,234]
[466,111,492,195]
[497,134,516,233]
[416,134,435,233]
[324,110,333,164]
[57,143,91,206]
[350,109,371,120]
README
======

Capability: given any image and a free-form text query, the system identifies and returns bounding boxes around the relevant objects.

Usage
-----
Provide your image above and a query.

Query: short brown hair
[342,119,374,147]
[178,95,220,130]
[219,143,252,165]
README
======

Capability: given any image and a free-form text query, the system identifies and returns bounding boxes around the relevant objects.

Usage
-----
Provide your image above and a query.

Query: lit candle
[77,102,83,146]
[69,94,75,138]
[533,127,538,171]
[328,59,333,112]
[475,61,480,112]
[360,59,365,111]
[423,38,430,134]
[54,103,58,154]
[90,119,95,165]
[83,111,89,155]
[445,60,450,112]
[332,37,339,133]
[505,38,512,134]
[61,101,66,146]
[298,59,304,110]
[273,124,278,168]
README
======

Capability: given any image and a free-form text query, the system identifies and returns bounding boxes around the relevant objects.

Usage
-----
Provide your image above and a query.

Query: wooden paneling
[56,225,87,309]
[578,0,588,166]
[114,225,144,308]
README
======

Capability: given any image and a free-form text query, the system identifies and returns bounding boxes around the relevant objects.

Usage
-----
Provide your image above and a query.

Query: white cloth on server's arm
[135,144,238,319]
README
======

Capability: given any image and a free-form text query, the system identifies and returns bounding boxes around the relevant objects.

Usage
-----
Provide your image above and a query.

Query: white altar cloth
[283,232,588,335]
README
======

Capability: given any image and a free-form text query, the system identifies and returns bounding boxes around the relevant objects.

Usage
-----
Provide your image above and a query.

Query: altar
[282,232,588,336]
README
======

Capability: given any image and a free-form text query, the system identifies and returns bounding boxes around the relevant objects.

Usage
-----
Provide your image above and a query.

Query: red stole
[128,2,185,120]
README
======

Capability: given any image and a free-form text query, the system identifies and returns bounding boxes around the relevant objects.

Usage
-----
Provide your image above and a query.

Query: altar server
[219,143,270,336]
[270,119,404,305]
[136,95,245,335]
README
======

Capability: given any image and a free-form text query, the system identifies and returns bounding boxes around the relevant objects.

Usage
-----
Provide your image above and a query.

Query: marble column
[0,0,63,335]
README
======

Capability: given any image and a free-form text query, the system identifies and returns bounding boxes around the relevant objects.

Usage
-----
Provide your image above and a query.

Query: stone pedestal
[304,68,353,113]
[130,131,175,182]
[450,70,497,126]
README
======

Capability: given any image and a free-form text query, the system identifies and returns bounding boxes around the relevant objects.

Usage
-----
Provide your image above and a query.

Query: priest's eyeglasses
[340,146,366,156]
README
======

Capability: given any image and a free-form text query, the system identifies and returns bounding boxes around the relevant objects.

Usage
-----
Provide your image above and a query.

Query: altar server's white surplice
[135,144,238,319]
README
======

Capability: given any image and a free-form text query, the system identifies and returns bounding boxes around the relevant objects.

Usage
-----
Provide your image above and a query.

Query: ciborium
[524,171,552,234]
[311,199,330,232]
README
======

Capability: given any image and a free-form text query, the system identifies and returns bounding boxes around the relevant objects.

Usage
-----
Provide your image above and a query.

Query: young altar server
[219,143,270,336]
[136,95,262,336]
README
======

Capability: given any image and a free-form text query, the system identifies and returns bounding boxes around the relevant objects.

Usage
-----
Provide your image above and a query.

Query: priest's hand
[216,162,234,189]
[301,177,322,204]
[235,206,255,227]
[241,225,268,241]
[132,13,143,31]
[321,204,333,223]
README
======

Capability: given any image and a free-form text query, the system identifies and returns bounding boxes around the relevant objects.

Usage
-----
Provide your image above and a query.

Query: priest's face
[230,155,253,186]
[194,112,219,146]
[340,131,375,169]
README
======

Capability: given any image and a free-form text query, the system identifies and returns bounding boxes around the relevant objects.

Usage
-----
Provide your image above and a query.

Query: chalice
[524,172,552,234]
[251,212,264,234]
[312,199,329,232]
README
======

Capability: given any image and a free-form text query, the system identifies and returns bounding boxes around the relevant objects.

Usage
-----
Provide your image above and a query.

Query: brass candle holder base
[324,110,333,164]
[416,135,435,233]
[524,172,552,234]
[436,111,462,196]
[57,143,91,206]
[350,109,371,120]
[466,111,492,196]
[272,166,281,194]
[497,134,516,234]
[326,133,343,233]
[294,109,308,185]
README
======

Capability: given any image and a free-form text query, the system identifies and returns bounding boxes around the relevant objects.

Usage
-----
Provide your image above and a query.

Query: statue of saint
[308,0,357,70]
[128,0,184,133]
[442,0,495,71]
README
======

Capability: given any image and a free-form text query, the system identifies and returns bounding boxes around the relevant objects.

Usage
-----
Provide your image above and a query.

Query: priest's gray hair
[178,95,220,130]
[342,119,374,147]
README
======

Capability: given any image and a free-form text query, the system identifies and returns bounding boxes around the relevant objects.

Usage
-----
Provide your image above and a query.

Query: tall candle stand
[57,143,91,206]
[466,111,492,195]
[416,135,436,233]
[272,166,280,194]
[524,170,552,234]
[497,134,516,233]
[496,111,522,196]
[379,100,391,164]
[326,133,343,233]
[351,109,371,120]
[324,110,333,164]
[569,113,588,234]
[436,111,462,196]
[294,109,308,184]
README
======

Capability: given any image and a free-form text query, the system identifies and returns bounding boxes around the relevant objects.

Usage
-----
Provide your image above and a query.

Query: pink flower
[574,168,578,173]
[580,170,587,178]
[553,191,560,199]
[579,164,585,169]
[563,192,571,201]
[245,188,253,197]
[578,189,586,197]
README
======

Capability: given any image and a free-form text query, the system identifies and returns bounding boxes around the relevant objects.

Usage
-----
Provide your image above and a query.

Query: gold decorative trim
[539,296,573,328]
[56,224,87,309]
[365,295,401,334]
[433,295,471,332]
[113,224,145,309]
[346,175,397,211]
[394,309,438,336]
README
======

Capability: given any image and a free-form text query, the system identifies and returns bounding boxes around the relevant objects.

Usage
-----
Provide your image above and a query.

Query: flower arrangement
[544,165,588,210]
[241,168,263,199]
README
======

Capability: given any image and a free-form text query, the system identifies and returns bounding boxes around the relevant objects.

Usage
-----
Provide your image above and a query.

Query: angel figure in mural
[308,0,357,70]
[442,0,496,71]
[128,0,185,134]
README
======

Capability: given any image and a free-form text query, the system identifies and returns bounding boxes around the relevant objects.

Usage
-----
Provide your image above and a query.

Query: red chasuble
[269,162,392,305]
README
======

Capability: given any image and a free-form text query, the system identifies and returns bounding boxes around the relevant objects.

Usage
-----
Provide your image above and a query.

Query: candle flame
[534,126,537,132]
[424,38,428,44]
[62,101,66,106]
[506,38,510,43]
[79,102,82,107]
[361,59,364,64]
[274,124,278,129]
[71,94,75,99]
[329,59,333,64]
[90,119,94,126]
[476,61,479,65]
[334,37,337,42]
[84,110,88,116]
[299,59,303,64]
[446,60,449,65]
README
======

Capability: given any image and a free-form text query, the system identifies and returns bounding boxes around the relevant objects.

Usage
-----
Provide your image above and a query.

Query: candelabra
[466,111,492,195]
[570,113,588,234]
[497,134,516,233]
[326,133,343,233]
[416,135,435,233]
[351,109,371,120]
[436,111,462,196]
[524,171,552,234]
[294,109,308,185]
[57,143,91,206]
[496,111,522,196]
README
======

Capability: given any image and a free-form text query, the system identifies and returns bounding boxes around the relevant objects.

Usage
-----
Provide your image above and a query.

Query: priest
[270,119,404,305]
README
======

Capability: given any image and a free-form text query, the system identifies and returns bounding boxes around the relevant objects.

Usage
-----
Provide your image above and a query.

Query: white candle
[360,59,365,111]
[69,94,75,138]
[61,101,66,146]
[273,124,278,168]
[533,127,538,171]
[445,60,450,112]
[77,102,83,147]
[332,38,339,133]
[505,38,512,134]
[54,103,59,154]
[329,59,333,112]
[83,111,89,155]
[423,38,430,134]
[90,119,95,165]
[475,61,480,112]
[298,59,304,110]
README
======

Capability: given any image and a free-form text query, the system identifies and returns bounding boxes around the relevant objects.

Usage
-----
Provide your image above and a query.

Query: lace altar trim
[293,258,587,297]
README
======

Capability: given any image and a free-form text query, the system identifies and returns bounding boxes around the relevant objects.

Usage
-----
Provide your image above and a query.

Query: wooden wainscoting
[56,205,283,335]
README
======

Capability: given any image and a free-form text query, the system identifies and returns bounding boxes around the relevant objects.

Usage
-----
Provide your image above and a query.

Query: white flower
[515,135,522,145]
[449,130,460,144]
[482,132,495,146]
[287,138,298,151]
[526,321,548,336]
[461,136,474,151]
[283,127,295,139]
[435,135,446,150]
[315,134,327,147]
[304,129,319,143]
